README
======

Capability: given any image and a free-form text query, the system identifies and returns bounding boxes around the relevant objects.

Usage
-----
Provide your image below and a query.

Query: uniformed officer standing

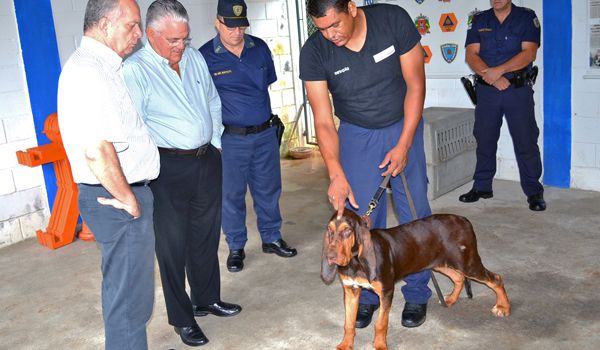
[200,0,297,274]
[460,0,546,211]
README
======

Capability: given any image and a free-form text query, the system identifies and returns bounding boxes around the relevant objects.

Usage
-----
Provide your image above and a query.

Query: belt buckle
[247,125,258,134]
[196,144,210,156]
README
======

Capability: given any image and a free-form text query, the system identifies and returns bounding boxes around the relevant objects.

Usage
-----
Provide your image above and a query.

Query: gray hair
[83,0,121,33]
[146,0,189,31]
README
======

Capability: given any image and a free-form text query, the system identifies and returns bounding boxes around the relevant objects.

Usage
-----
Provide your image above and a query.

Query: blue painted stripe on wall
[13,0,61,208]
[543,0,571,188]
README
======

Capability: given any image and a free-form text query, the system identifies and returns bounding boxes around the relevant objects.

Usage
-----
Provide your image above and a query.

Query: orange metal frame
[16,113,93,249]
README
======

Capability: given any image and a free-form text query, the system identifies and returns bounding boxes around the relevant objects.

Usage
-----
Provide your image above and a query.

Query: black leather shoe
[193,301,242,317]
[355,303,379,329]
[262,239,297,258]
[174,324,208,347]
[401,303,427,328]
[226,249,245,272]
[527,193,546,211]
[459,188,493,203]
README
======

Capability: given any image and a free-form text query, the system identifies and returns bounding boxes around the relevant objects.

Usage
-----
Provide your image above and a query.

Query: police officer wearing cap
[461,0,546,211]
[200,0,297,274]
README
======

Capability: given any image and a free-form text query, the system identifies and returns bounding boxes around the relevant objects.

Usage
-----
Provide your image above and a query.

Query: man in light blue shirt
[123,0,241,347]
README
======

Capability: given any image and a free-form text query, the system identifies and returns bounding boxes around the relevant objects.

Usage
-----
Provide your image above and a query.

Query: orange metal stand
[16,113,94,249]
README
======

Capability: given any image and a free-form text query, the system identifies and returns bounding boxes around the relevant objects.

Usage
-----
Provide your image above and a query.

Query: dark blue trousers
[78,184,155,350]
[221,126,282,250]
[473,85,543,196]
[339,119,432,305]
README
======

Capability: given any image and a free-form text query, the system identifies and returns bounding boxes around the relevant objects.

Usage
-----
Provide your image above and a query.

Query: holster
[461,76,477,105]
[271,114,284,147]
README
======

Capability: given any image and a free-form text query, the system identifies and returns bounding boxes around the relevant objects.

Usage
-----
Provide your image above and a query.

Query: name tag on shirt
[373,45,395,63]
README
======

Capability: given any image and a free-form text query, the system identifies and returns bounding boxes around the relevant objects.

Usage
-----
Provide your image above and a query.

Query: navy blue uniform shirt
[465,4,540,70]
[200,34,277,127]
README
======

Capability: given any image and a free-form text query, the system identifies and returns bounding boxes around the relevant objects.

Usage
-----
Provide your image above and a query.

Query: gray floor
[1,156,599,350]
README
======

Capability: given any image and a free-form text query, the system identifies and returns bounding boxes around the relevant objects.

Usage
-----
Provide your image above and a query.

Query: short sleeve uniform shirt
[465,4,540,69]
[200,35,277,127]
[299,4,420,129]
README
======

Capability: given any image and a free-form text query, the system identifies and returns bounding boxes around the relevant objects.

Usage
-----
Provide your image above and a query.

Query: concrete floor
[1,156,599,350]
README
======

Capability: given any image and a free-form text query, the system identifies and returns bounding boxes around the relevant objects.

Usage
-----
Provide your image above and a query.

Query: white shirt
[58,36,160,184]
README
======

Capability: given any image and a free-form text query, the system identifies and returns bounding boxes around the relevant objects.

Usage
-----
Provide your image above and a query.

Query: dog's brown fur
[321,209,510,350]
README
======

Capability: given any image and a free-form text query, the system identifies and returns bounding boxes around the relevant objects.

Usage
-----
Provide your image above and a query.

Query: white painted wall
[1,0,599,248]
[1,0,295,248]
[571,0,600,191]
[0,0,50,248]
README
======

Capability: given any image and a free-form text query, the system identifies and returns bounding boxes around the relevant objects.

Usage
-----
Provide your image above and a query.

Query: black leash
[362,172,449,307]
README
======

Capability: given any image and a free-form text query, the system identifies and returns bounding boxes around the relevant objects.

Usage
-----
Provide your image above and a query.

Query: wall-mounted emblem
[422,45,432,64]
[467,8,481,30]
[440,43,458,63]
[415,0,425,4]
[414,14,430,35]
[439,12,458,32]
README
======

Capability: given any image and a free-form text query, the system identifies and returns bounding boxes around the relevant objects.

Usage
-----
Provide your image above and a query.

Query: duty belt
[224,117,275,136]
[475,66,538,89]
[158,144,209,157]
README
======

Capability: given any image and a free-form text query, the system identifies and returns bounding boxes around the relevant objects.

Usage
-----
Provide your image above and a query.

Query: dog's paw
[444,295,458,306]
[373,344,388,350]
[491,304,510,317]
[336,342,353,350]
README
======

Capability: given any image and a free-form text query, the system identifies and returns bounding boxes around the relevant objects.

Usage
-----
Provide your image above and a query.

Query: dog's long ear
[355,217,378,281]
[321,228,338,285]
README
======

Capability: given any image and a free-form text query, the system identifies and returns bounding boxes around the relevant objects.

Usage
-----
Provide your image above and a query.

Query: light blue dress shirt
[123,44,223,149]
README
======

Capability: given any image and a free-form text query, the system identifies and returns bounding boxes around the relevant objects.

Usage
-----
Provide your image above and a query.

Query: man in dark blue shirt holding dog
[300,0,432,329]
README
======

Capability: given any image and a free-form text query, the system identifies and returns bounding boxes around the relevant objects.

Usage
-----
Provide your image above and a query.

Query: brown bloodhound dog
[321,209,510,350]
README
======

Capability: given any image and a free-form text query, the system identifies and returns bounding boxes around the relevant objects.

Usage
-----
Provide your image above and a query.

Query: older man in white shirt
[57,1,159,349]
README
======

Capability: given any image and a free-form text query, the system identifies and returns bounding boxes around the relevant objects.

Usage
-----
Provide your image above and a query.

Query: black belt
[81,180,150,187]
[475,75,526,88]
[158,144,209,157]
[224,118,274,136]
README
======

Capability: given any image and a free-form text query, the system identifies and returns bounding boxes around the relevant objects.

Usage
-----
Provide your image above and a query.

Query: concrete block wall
[571,1,600,191]
[0,0,50,248]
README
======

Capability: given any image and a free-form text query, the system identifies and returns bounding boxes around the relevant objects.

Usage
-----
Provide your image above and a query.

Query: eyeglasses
[164,37,192,47]
[217,18,247,32]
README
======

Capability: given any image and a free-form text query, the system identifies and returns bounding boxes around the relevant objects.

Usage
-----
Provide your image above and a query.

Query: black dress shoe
[262,239,297,258]
[401,303,427,328]
[174,324,208,347]
[355,303,379,329]
[227,249,245,272]
[458,188,494,203]
[527,193,546,211]
[193,301,242,317]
